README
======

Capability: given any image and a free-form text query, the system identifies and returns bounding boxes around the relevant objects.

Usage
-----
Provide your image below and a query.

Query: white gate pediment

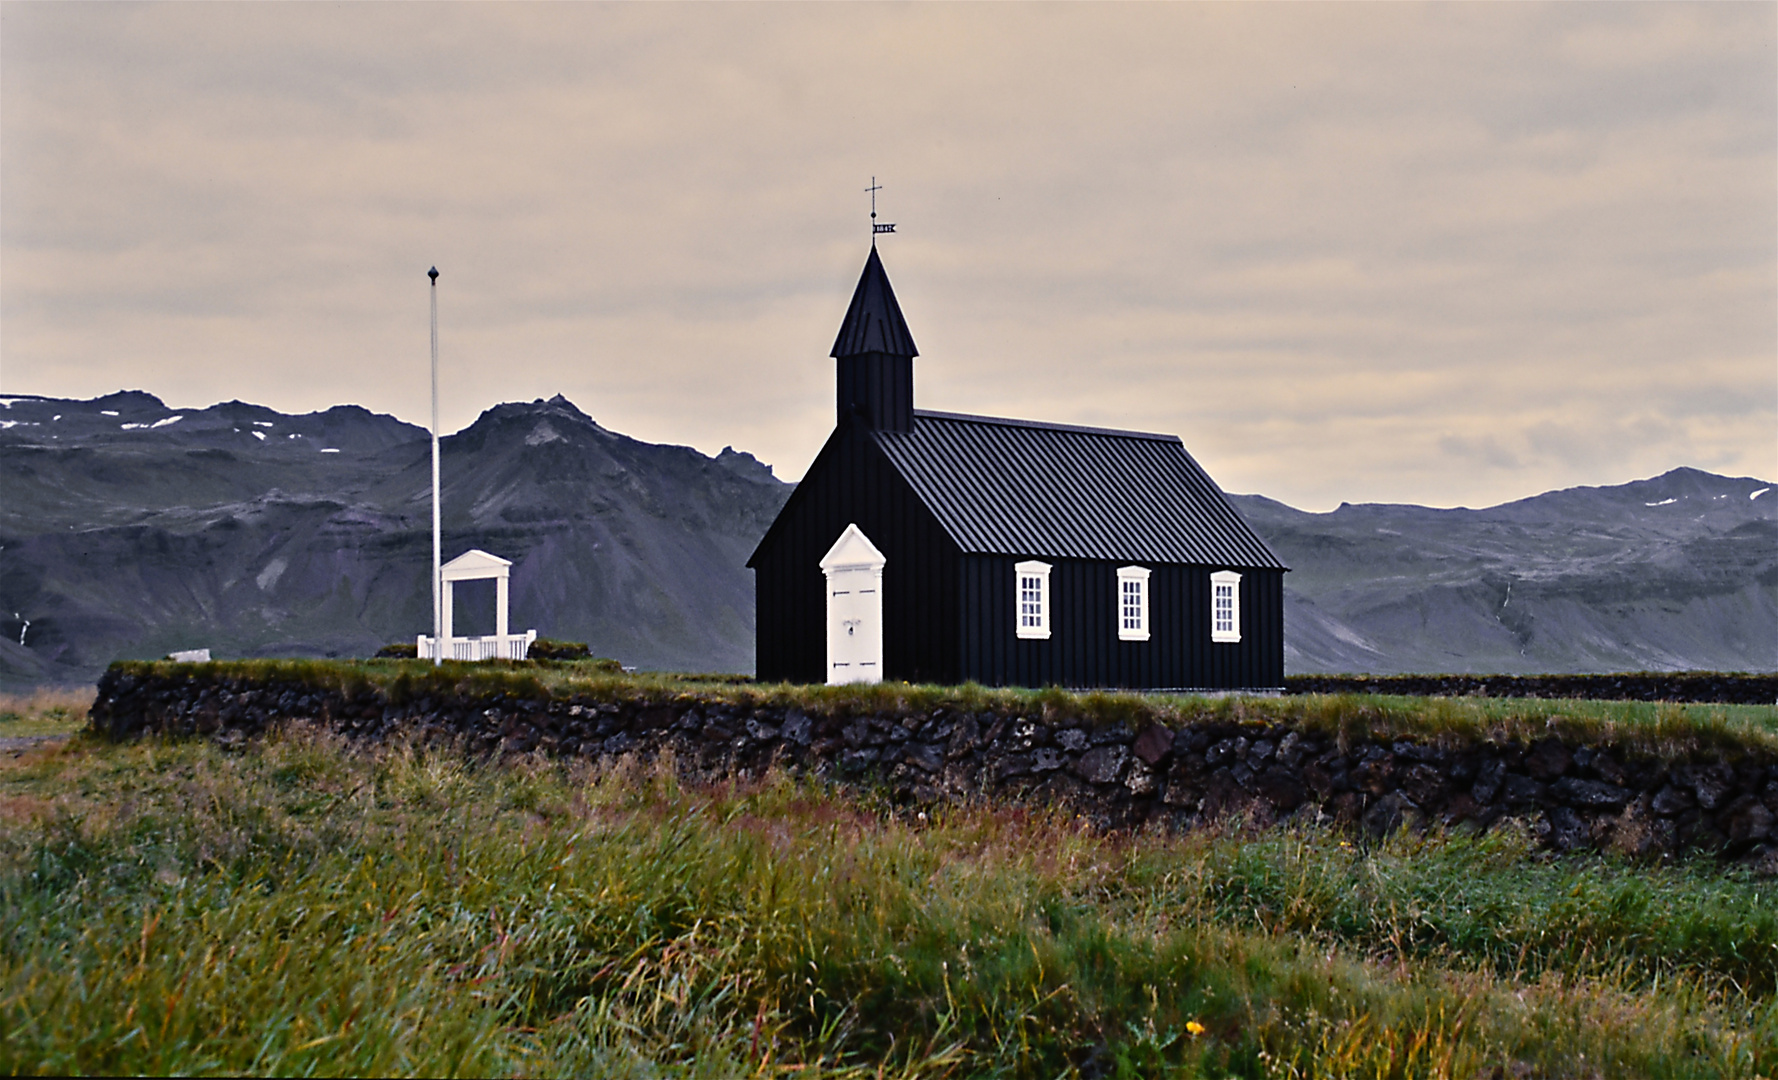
[441,548,513,582]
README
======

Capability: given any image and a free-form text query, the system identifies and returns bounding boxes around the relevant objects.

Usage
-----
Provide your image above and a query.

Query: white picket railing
[416,630,537,661]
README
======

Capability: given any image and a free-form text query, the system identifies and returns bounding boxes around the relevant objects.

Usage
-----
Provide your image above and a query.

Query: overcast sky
[3,2,1773,510]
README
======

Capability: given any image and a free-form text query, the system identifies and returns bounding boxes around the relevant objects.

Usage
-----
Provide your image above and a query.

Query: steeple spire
[831,246,918,432]
[831,246,918,359]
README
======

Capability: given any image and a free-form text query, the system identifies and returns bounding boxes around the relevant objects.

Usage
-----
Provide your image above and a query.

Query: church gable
[746,417,948,571]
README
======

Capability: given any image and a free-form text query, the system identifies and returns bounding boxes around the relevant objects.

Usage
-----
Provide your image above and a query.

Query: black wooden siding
[836,352,913,433]
[958,556,1284,689]
[751,417,961,684]
[752,411,1288,690]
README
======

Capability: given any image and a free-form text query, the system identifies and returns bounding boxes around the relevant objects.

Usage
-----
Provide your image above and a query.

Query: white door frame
[820,523,887,685]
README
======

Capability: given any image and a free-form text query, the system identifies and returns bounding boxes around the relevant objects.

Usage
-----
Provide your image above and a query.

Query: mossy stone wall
[91,665,1778,865]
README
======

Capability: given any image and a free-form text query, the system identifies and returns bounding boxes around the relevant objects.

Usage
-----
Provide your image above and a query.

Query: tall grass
[1137,825,1778,995]
[0,688,91,738]
[2,727,1773,1077]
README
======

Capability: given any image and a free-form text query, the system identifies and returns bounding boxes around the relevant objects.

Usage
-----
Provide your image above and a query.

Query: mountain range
[1231,471,1775,675]
[2,390,1772,688]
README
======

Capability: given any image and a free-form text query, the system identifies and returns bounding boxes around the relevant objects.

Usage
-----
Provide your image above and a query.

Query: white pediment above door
[819,523,886,573]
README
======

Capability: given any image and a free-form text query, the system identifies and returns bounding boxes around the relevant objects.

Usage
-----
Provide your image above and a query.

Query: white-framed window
[1211,570,1242,643]
[1116,565,1150,641]
[1014,560,1052,640]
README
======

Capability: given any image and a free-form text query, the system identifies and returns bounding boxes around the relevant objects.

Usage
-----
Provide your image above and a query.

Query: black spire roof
[830,246,918,358]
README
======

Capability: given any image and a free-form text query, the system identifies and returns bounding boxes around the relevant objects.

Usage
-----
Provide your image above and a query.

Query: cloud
[2,3,1772,510]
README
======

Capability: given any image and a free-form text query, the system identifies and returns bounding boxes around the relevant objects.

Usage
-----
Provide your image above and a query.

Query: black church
[748,244,1286,690]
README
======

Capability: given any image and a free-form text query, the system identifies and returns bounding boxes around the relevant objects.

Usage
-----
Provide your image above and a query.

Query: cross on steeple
[867,177,895,238]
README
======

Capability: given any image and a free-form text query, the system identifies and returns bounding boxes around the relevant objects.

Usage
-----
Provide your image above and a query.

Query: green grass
[0,689,91,739]
[2,721,1774,1077]
[106,658,1778,758]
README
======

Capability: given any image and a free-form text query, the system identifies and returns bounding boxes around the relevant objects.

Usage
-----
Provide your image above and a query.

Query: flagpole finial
[428,267,439,283]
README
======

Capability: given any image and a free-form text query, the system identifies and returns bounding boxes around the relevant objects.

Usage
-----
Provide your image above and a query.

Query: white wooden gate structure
[417,548,537,661]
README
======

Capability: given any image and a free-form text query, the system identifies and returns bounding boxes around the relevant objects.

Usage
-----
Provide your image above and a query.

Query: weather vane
[867,177,895,237]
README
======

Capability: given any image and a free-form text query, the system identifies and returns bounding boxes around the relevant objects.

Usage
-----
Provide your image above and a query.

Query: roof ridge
[911,409,1182,442]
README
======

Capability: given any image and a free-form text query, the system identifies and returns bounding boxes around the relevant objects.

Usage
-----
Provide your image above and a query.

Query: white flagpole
[429,267,442,665]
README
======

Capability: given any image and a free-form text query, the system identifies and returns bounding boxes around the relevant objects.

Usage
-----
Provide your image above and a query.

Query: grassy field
[0,689,91,740]
[2,690,1775,1077]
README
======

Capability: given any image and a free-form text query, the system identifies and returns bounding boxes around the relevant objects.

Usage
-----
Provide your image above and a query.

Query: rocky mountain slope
[1231,469,1777,675]
[0,391,789,687]
[2,390,1772,687]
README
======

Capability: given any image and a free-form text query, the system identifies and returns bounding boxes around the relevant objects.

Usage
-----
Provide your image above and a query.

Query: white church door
[819,523,886,686]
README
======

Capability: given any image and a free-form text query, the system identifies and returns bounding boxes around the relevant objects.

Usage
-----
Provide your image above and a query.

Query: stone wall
[91,667,1778,865]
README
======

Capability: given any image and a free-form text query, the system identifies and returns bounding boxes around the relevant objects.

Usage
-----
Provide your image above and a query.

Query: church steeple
[832,246,918,360]
[832,246,917,432]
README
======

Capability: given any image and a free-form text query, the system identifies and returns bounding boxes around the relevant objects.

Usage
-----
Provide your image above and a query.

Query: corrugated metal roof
[830,246,918,358]
[870,410,1287,568]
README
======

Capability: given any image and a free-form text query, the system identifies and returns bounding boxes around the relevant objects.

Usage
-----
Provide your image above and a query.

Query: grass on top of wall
[2,718,1775,1078]
[102,658,1778,758]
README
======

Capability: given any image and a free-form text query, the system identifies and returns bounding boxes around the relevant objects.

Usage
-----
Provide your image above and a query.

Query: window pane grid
[1015,561,1052,639]
[1115,566,1151,641]
[1121,579,1143,630]
[1020,575,1043,628]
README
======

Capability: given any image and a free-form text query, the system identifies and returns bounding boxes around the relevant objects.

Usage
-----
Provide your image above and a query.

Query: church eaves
[830,245,919,358]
